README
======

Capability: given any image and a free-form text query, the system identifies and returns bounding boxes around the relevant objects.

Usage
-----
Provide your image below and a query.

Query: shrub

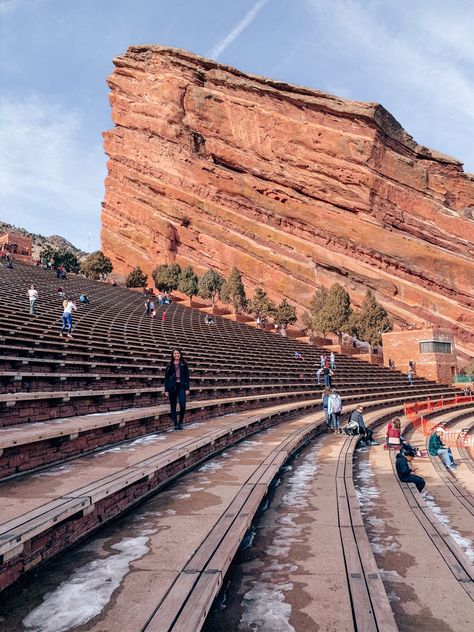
[350,289,392,348]
[273,299,297,327]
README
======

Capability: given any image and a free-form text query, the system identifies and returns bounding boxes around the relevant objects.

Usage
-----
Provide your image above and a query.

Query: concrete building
[382,327,457,385]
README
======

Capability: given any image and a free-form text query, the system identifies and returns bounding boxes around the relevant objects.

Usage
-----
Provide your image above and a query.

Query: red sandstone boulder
[102,46,474,356]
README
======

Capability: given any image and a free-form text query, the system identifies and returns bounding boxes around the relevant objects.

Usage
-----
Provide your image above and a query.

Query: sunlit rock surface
[102,45,474,354]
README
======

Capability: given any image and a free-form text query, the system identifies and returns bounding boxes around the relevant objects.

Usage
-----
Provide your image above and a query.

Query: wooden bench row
[0,388,456,478]
[335,406,400,632]
[390,415,474,602]
[0,397,332,591]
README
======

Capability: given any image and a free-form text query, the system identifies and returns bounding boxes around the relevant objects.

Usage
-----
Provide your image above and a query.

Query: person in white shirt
[60,299,77,338]
[27,284,38,315]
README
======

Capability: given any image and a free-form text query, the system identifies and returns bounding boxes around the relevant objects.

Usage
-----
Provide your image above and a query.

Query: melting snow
[33,464,72,478]
[423,494,474,562]
[239,446,319,631]
[355,458,400,556]
[22,535,151,632]
[239,582,295,632]
[92,432,165,457]
[198,461,223,472]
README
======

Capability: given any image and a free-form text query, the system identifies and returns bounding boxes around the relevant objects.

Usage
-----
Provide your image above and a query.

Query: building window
[419,340,452,354]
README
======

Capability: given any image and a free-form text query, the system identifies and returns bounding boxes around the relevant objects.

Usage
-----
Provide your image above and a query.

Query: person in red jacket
[385,417,420,455]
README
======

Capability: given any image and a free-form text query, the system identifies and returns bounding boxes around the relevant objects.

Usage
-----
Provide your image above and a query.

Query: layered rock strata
[102,46,474,354]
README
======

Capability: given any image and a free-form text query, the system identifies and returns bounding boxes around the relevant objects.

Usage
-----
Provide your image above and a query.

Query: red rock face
[102,46,474,356]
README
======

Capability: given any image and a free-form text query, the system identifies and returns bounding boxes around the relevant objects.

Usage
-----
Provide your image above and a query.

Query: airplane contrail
[208,0,271,60]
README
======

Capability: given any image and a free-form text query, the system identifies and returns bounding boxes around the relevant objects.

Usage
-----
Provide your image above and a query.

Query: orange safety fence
[403,395,474,443]
[404,395,474,420]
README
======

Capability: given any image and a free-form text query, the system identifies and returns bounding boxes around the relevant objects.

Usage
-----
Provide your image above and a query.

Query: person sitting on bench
[385,417,420,455]
[396,448,425,493]
[344,405,375,445]
[428,427,457,470]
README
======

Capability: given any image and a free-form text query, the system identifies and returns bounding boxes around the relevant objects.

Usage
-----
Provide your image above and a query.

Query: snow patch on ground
[198,461,223,472]
[423,494,474,562]
[355,458,400,556]
[92,432,165,457]
[232,440,261,455]
[184,421,205,429]
[22,535,151,632]
[33,464,72,478]
[87,409,136,417]
[129,434,165,446]
[239,582,295,632]
[239,446,319,631]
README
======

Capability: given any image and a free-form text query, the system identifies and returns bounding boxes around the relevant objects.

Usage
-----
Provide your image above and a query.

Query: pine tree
[39,245,55,266]
[197,268,224,306]
[273,299,297,327]
[80,251,113,279]
[178,266,199,304]
[351,290,392,348]
[39,246,80,272]
[315,283,352,344]
[248,287,276,318]
[125,266,148,288]
[56,249,80,273]
[220,267,247,313]
[302,286,329,334]
[152,263,182,292]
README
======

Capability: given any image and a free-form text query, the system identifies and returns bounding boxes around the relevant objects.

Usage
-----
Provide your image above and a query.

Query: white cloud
[304,0,474,165]
[208,0,271,60]
[0,0,47,14]
[0,95,104,249]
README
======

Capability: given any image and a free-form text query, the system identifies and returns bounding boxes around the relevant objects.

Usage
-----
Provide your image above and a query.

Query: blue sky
[1,0,473,251]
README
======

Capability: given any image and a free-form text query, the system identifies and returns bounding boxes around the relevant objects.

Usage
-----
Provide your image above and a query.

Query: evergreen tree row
[146,264,392,344]
[149,263,298,327]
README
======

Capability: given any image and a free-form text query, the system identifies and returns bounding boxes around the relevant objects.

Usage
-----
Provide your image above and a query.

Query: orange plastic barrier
[403,395,474,442]
[404,395,474,419]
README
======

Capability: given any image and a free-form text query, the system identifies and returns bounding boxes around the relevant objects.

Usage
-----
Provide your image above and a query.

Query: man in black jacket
[396,449,425,492]
[348,406,375,445]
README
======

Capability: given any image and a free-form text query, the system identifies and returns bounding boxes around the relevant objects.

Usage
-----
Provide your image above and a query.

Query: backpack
[344,421,359,435]
[331,395,342,413]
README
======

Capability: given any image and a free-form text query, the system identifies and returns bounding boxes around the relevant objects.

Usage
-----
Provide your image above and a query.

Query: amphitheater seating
[0,261,462,629]
[390,406,474,601]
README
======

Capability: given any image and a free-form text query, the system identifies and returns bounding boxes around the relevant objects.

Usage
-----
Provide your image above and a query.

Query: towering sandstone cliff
[102,46,474,354]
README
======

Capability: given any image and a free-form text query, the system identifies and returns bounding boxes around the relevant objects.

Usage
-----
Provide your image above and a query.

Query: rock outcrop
[102,46,474,355]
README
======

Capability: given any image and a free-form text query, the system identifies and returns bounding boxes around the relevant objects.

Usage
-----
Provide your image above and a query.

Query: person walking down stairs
[328,389,343,433]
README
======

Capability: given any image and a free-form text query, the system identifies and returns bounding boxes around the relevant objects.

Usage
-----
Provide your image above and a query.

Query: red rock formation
[102,45,474,356]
